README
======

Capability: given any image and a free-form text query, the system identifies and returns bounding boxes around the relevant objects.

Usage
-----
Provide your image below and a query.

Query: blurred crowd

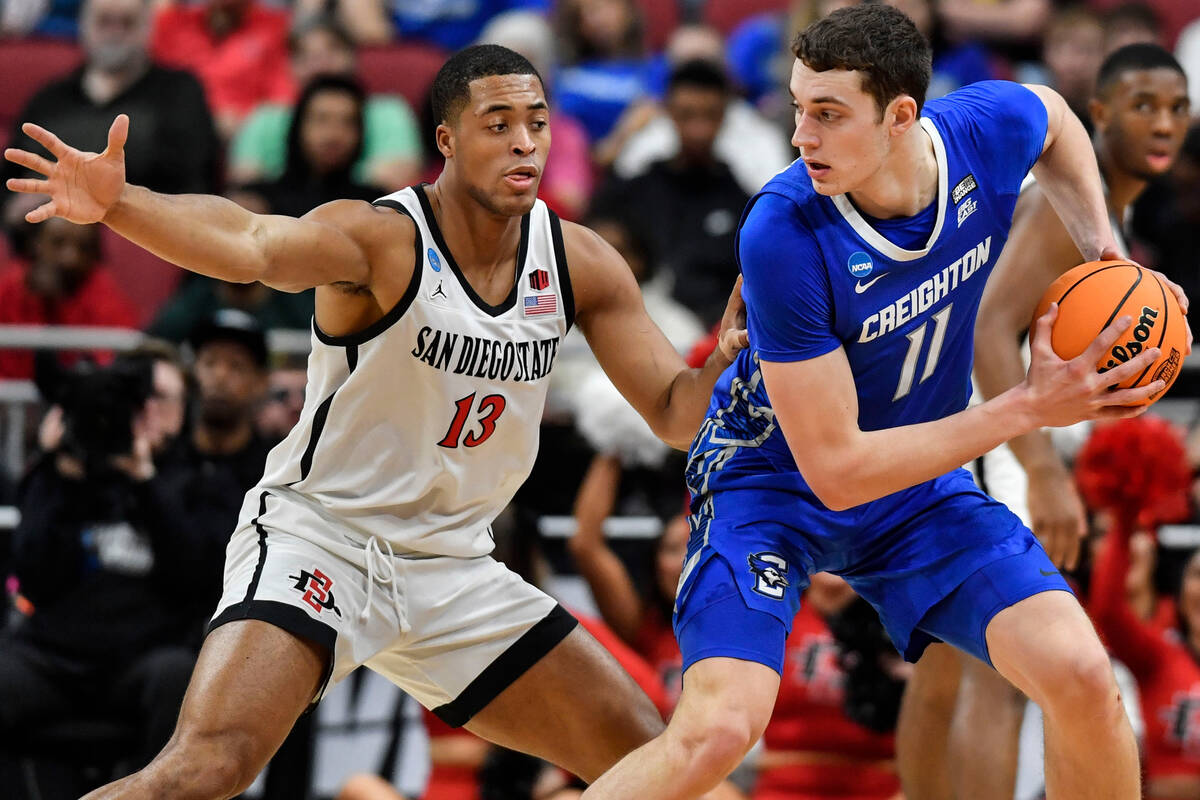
[4,0,1200,798]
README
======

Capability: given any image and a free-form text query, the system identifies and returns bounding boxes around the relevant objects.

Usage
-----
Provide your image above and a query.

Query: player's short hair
[791,4,932,117]
[431,44,544,126]
[667,59,729,96]
[1096,43,1186,97]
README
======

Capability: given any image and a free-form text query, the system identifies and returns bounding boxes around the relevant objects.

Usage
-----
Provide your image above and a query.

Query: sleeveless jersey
[686,81,1049,545]
[248,185,574,558]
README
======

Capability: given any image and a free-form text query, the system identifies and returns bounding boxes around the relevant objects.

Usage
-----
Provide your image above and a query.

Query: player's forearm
[658,347,734,449]
[812,389,1037,510]
[102,184,276,284]
[974,314,1066,475]
[1028,90,1116,261]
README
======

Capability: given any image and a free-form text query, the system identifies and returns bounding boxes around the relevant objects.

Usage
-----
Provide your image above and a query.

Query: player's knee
[153,730,266,799]
[1037,647,1120,718]
[678,716,761,776]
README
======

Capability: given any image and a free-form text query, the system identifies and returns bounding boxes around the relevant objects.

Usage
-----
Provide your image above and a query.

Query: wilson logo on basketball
[1098,306,1159,374]
[529,269,550,291]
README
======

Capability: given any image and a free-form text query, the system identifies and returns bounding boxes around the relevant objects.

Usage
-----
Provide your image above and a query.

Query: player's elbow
[803,468,859,512]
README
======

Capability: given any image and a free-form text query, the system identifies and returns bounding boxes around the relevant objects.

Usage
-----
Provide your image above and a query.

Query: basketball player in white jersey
[895,43,1191,800]
[4,45,749,799]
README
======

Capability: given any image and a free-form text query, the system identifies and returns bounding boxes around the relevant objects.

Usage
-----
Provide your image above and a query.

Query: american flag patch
[524,294,557,316]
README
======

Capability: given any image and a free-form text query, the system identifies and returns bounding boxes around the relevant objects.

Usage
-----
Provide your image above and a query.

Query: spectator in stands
[609,24,793,197]
[1078,417,1200,800]
[1037,5,1106,127]
[299,0,545,50]
[476,10,594,220]
[0,207,136,379]
[754,574,902,800]
[238,74,385,217]
[154,309,272,620]
[255,362,306,443]
[151,0,292,139]
[1,0,219,197]
[885,0,995,99]
[935,0,1052,62]
[568,456,687,704]
[1133,123,1200,304]
[555,0,653,143]
[0,349,200,772]
[1,0,82,37]
[229,13,422,191]
[1103,1,1165,54]
[591,60,749,327]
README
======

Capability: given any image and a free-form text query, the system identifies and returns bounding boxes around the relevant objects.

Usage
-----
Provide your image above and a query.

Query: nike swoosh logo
[854,273,888,293]
[1039,569,1060,576]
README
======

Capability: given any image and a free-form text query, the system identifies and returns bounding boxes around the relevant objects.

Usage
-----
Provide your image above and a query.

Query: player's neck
[425,176,524,281]
[1097,150,1147,221]
[845,126,937,220]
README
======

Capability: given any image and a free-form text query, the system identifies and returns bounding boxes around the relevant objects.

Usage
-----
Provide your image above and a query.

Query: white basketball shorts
[208,490,576,726]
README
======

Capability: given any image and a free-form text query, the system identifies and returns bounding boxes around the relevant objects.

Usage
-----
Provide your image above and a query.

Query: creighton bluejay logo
[748,552,790,599]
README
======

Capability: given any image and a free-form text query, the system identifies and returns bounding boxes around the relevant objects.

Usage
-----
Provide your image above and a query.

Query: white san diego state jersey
[249,186,573,557]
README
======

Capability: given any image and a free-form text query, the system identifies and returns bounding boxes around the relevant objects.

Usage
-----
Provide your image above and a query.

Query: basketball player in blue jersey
[583,6,1189,799]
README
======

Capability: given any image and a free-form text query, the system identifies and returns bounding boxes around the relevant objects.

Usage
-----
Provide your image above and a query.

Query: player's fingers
[1091,347,1160,390]
[1031,303,1059,355]
[1101,379,1165,408]
[4,147,54,177]
[5,177,49,195]
[1079,315,1133,367]
[1155,270,1189,315]
[1094,401,1154,420]
[1098,246,1125,262]
[21,122,70,158]
[104,114,129,158]
[25,200,59,224]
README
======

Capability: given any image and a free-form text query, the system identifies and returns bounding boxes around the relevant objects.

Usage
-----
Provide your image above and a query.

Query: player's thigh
[984,589,1115,712]
[462,623,665,783]
[164,618,328,772]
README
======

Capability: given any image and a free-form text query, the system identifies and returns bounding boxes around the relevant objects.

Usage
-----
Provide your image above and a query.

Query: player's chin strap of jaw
[361,535,409,632]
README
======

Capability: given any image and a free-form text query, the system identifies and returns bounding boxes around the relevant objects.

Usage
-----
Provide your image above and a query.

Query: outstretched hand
[1023,303,1162,428]
[717,275,749,362]
[4,114,129,224]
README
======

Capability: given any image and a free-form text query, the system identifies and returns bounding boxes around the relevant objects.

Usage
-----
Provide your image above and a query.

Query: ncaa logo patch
[747,552,790,599]
[427,248,441,272]
[847,251,873,279]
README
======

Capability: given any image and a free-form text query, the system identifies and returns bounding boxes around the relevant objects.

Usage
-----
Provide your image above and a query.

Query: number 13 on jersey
[438,392,507,448]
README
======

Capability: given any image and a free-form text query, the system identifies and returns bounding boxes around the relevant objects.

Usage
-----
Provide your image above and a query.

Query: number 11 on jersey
[438,392,507,448]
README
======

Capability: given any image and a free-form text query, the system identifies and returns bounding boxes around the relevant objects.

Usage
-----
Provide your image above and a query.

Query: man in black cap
[156,309,274,619]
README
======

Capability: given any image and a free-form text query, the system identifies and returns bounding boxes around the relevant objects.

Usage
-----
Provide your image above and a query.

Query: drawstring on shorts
[361,535,408,631]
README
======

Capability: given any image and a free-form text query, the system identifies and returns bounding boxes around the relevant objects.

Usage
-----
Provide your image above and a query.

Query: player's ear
[435,122,455,159]
[1088,97,1109,133]
[887,95,919,136]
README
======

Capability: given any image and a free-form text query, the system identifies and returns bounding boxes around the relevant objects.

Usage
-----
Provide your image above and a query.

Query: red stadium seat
[0,38,83,149]
[98,228,182,328]
[702,0,790,36]
[635,0,681,51]
[357,42,448,109]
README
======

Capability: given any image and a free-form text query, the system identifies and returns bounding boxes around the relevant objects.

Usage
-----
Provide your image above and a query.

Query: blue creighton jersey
[688,81,1048,528]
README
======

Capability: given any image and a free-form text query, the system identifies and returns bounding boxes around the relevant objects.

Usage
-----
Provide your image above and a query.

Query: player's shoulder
[922,80,1045,135]
[305,196,418,250]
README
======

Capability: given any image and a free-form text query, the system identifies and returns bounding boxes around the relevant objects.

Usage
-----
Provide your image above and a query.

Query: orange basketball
[1032,260,1187,407]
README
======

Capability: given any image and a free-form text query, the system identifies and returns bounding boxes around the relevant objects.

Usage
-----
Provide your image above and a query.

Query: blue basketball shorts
[673,486,1073,674]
